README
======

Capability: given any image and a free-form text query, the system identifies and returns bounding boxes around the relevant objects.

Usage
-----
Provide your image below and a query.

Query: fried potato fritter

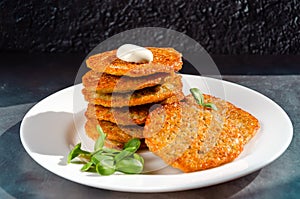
[83,71,174,93]
[144,94,260,172]
[85,119,144,141]
[85,103,151,125]
[82,74,184,107]
[86,47,182,77]
[85,119,146,149]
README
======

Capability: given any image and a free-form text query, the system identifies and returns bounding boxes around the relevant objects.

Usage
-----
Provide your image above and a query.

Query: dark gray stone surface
[0,75,299,199]
[1,0,299,54]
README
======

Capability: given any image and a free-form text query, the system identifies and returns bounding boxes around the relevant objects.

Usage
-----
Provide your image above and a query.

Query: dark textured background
[1,0,300,54]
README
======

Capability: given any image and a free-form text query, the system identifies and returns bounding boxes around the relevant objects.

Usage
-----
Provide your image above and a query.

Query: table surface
[0,54,299,199]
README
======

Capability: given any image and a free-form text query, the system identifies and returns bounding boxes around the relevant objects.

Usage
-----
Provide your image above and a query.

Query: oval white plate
[20,74,293,193]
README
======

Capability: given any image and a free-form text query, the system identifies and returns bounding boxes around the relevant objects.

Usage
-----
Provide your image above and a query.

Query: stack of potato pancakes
[82,47,184,149]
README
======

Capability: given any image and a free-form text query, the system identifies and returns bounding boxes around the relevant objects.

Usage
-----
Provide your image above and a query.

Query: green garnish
[190,88,218,111]
[94,125,106,151]
[67,125,144,175]
[67,143,90,163]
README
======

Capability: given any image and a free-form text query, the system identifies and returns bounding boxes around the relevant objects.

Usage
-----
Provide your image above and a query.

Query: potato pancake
[86,47,182,77]
[85,103,151,125]
[85,119,146,149]
[144,94,260,172]
[83,71,174,93]
[82,74,183,107]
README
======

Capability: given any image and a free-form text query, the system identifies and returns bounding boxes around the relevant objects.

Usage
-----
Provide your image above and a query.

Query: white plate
[20,74,293,193]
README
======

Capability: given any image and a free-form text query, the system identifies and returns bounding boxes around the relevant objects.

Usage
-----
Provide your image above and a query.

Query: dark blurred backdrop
[0,0,300,74]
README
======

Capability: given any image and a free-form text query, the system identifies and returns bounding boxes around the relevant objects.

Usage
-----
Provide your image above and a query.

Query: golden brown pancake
[85,103,150,125]
[82,70,173,93]
[144,94,260,173]
[82,74,183,107]
[85,119,146,149]
[86,47,182,77]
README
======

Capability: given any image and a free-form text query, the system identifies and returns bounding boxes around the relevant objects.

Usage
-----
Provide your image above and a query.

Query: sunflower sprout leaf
[94,125,106,151]
[190,88,204,105]
[116,158,143,174]
[203,102,218,111]
[67,143,90,163]
[81,162,94,171]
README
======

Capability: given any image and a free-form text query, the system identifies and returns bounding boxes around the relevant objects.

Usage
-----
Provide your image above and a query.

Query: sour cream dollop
[116,44,153,63]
